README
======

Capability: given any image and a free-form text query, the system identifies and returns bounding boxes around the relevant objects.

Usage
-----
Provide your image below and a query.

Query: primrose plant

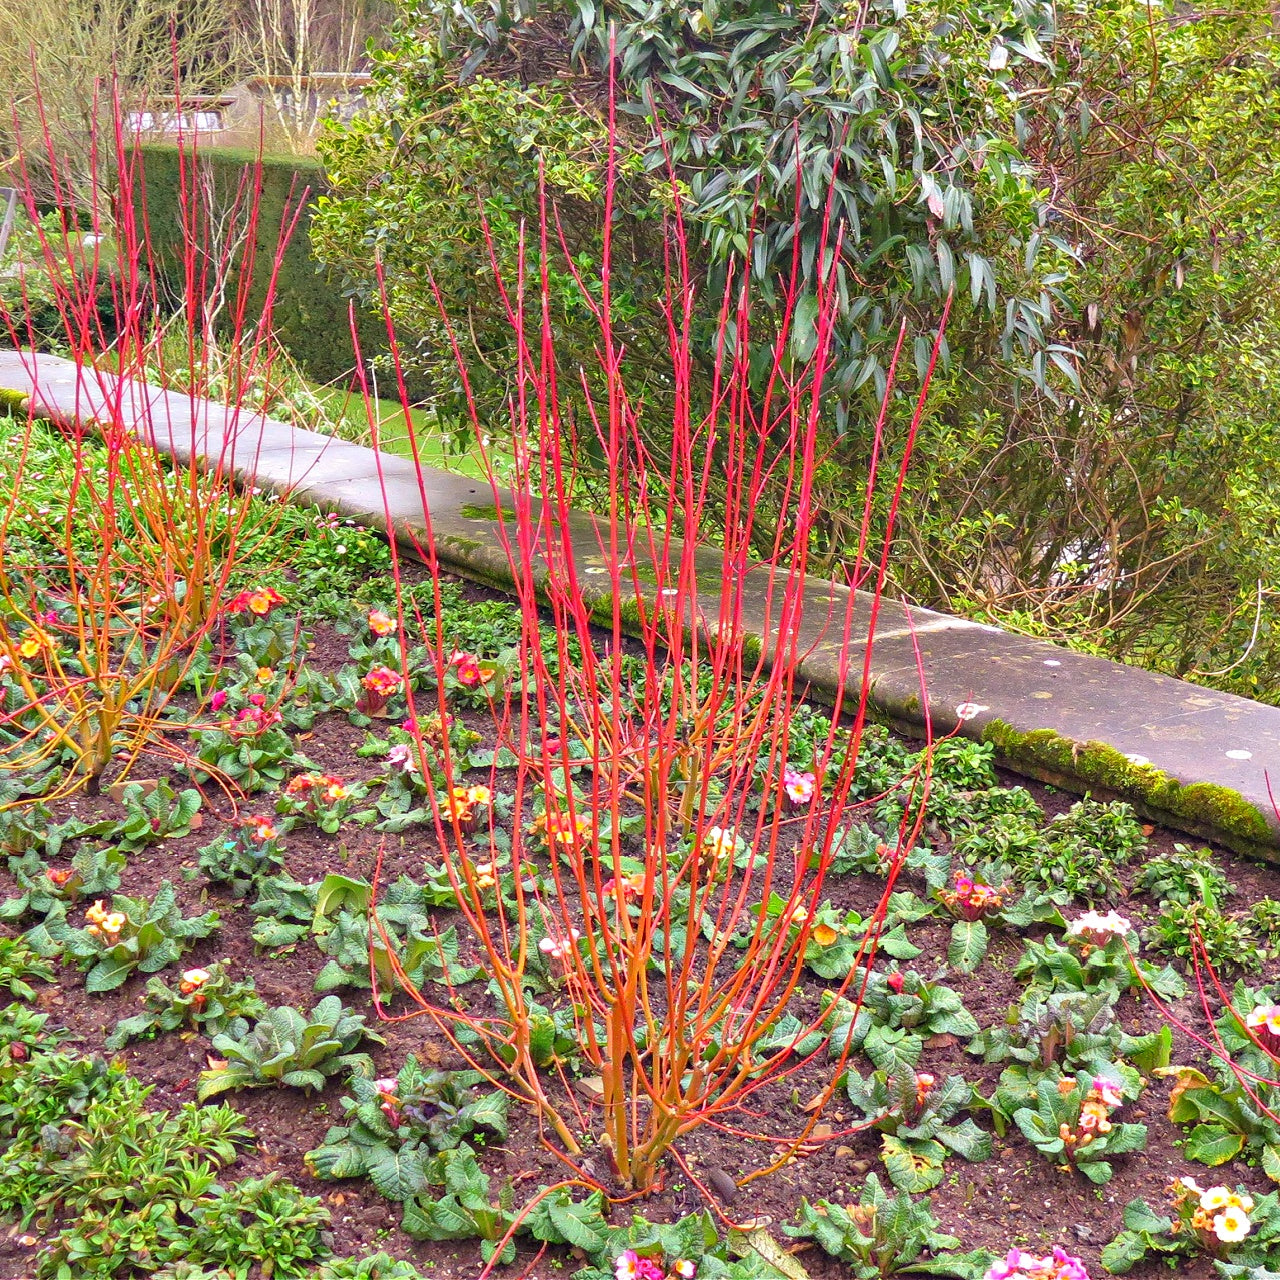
[197,996,382,1099]
[105,962,268,1050]
[843,1069,991,1192]
[784,1173,993,1277]
[29,882,220,992]
[1103,1177,1280,1273]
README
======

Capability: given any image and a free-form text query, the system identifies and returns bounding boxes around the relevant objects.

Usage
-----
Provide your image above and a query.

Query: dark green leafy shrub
[1005,799,1146,903]
[178,1174,333,1279]
[1147,901,1264,973]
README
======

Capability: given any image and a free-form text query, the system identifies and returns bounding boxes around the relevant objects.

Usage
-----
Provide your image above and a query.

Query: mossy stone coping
[2,346,1277,859]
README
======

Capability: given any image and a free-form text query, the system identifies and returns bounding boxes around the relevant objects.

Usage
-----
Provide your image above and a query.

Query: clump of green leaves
[197,996,382,1100]
[1103,1180,1280,1274]
[1009,799,1146,903]
[844,1071,991,1192]
[115,779,203,852]
[1014,926,1185,1002]
[0,844,126,923]
[195,816,287,898]
[969,990,1166,1077]
[783,1174,993,1277]
[105,962,267,1050]
[30,883,220,992]
[1010,1068,1146,1184]
[814,970,980,1077]
[401,1145,609,1265]
[306,1057,509,1201]
[1147,901,1264,973]
[0,934,56,999]
[1136,843,1232,907]
[310,873,480,995]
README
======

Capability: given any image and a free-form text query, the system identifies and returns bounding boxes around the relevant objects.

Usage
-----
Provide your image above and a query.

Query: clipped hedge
[130,143,394,389]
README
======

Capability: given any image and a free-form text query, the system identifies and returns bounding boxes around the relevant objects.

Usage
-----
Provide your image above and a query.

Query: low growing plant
[1015,910,1185,1001]
[843,1070,991,1192]
[30,882,220,992]
[1011,1068,1147,1184]
[1135,843,1233,908]
[104,962,267,1050]
[0,843,126,922]
[306,1057,509,1200]
[0,933,57,998]
[197,996,382,1099]
[1102,1177,1280,1274]
[783,1174,993,1277]
[195,814,287,897]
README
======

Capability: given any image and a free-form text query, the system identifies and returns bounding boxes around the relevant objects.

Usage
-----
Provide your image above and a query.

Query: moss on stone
[459,503,515,521]
[980,719,1273,850]
[0,387,31,414]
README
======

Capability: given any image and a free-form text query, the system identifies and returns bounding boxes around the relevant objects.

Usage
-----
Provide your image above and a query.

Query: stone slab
[2,347,1278,857]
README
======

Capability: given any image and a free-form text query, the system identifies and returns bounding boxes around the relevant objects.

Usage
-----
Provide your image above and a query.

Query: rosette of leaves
[195,827,287,899]
[401,1146,608,1265]
[1102,1186,1280,1275]
[228,607,306,668]
[783,1174,993,1278]
[310,872,481,995]
[31,883,220,992]
[968,990,1158,1073]
[196,996,382,1100]
[0,935,56,999]
[1014,931,1186,1002]
[191,718,300,793]
[812,971,980,1077]
[305,1057,508,1200]
[0,844,126,923]
[825,824,949,890]
[0,786,120,858]
[844,1070,992,1192]
[1135,843,1233,908]
[576,1208,783,1280]
[104,963,268,1050]
[0,1002,69,1065]
[1010,1068,1147,1184]
[249,874,319,948]
[938,864,1065,974]
[115,780,202,852]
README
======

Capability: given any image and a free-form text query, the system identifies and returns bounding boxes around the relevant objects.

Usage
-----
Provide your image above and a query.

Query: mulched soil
[2,569,1277,1280]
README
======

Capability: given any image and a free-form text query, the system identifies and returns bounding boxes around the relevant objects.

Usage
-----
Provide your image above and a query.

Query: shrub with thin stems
[361,79,949,1196]
[0,93,307,797]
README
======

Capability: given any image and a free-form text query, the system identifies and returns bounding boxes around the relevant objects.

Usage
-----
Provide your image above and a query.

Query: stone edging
[1,348,1277,859]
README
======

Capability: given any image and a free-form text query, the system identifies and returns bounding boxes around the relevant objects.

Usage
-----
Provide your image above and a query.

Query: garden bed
[4,549,1280,1280]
